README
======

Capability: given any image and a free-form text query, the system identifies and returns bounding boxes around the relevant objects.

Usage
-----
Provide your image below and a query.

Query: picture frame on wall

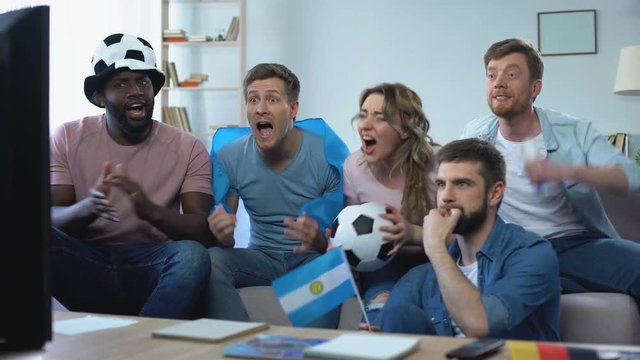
[537,9,597,56]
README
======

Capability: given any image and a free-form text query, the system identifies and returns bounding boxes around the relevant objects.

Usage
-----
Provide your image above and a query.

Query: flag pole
[354,283,372,332]
[336,248,372,332]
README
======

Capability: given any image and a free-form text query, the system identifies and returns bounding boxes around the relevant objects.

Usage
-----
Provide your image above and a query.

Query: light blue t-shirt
[217,129,340,251]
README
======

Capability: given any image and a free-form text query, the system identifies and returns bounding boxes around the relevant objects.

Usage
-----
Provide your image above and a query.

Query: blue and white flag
[272,248,358,327]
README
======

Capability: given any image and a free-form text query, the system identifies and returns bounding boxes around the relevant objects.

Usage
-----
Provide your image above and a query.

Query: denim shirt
[461,107,640,239]
[389,217,561,341]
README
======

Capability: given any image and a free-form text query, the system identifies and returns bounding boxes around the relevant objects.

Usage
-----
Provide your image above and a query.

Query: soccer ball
[330,202,396,272]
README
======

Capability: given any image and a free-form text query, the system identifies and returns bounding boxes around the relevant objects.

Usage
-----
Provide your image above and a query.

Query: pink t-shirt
[343,150,437,211]
[50,114,212,245]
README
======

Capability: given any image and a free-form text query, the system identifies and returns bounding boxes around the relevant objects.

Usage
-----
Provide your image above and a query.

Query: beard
[104,99,154,138]
[488,90,532,119]
[452,196,489,235]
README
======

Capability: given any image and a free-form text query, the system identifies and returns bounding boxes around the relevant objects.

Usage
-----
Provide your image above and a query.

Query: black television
[0,5,52,351]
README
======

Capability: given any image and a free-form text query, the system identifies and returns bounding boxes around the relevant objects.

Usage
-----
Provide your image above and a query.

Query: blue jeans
[50,227,211,319]
[379,304,437,335]
[549,234,640,299]
[204,246,340,329]
[359,252,427,326]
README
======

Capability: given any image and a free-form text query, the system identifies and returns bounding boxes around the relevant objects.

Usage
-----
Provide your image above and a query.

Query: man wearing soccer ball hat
[50,33,216,319]
[379,139,561,341]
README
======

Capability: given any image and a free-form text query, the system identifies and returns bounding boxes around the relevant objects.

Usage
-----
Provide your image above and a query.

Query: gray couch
[238,286,361,330]
[556,190,640,345]
[560,292,639,345]
[238,191,640,344]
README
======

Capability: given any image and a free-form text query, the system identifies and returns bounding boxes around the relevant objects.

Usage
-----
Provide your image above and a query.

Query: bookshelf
[160,0,246,151]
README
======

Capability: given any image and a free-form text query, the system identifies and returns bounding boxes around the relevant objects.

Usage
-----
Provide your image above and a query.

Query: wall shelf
[160,0,246,151]
[162,41,240,47]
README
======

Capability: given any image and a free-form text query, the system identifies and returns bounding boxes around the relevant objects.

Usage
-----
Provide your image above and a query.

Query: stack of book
[162,106,191,132]
[162,28,187,42]
[162,61,209,88]
[164,29,215,43]
[179,73,209,87]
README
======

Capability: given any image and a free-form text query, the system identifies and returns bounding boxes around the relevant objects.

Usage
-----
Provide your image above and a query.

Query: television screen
[0,5,52,351]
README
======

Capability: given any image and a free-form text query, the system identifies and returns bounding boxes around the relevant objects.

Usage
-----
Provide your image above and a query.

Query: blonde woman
[344,83,438,328]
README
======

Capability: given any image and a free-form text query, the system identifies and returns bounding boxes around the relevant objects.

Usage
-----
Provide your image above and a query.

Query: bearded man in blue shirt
[380,138,560,341]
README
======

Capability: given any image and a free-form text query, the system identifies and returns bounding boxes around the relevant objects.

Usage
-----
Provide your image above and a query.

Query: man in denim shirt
[379,139,560,341]
[461,38,640,300]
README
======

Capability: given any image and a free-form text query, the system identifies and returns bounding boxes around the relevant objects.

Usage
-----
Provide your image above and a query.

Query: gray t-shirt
[217,129,340,251]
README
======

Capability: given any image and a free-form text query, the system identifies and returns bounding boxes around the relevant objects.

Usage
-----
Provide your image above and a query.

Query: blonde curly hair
[355,83,437,224]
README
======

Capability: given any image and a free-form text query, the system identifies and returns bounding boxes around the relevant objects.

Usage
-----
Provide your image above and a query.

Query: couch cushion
[238,286,291,326]
[238,286,361,330]
[560,292,640,345]
[599,190,640,243]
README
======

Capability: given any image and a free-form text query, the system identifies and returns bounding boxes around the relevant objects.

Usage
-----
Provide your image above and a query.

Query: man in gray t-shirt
[204,63,347,328]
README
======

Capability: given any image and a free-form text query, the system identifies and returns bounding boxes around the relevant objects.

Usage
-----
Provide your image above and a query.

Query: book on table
[223,333,328,359]
[151,318,268,343]
[302,333,420,360]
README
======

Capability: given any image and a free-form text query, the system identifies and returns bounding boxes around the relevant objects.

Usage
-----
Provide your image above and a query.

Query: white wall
[1,0,162,132]
[3,0,639,153]
[246,0,640,151]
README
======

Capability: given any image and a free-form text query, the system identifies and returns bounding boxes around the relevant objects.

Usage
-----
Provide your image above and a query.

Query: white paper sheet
[53,315,138,335]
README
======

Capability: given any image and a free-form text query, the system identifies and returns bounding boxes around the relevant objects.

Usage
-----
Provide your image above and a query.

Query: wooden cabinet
[160,0,245,150]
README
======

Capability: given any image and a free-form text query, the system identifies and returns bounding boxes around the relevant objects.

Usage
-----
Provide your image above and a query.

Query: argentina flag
[272,248,358,327]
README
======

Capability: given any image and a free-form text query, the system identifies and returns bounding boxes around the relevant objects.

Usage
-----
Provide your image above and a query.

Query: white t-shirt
[494,131,586,239]
[452,260,479,337]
